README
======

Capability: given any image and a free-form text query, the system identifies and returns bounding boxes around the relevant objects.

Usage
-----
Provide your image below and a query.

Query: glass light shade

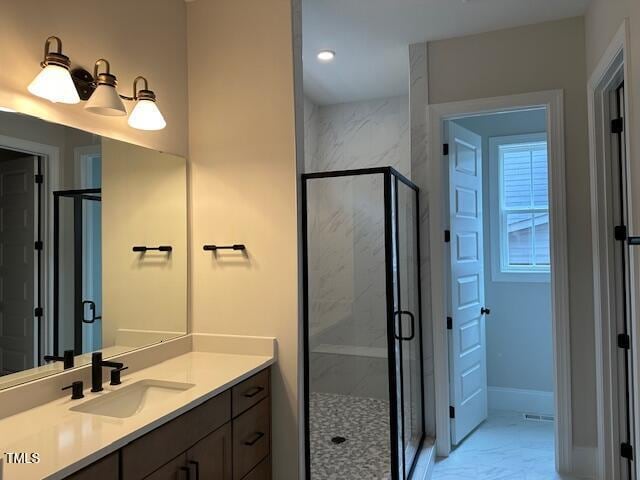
[85,84,127,116]
[128,99,166,131]
[27,64,80,104]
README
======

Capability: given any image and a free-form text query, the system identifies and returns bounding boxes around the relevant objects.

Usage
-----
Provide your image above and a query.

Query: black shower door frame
[301,167,426,480]
[53,188,101,356]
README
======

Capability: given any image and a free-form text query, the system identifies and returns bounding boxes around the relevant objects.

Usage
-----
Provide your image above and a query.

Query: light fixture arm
[120,76,155,102]
[93,59,111,79]
[43,36,63,64]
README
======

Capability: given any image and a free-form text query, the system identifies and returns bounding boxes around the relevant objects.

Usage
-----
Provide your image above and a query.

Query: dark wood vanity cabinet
[64,368,271,480]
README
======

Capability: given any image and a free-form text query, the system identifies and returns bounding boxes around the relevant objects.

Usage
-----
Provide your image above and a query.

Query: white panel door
[447,123,488,445]
[0,156,36,375]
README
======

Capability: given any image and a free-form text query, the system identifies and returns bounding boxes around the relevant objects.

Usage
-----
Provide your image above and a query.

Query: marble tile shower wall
[304,96,410,400]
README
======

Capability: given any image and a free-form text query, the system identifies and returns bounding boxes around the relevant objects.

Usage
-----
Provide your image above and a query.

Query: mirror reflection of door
[0,152,39,376]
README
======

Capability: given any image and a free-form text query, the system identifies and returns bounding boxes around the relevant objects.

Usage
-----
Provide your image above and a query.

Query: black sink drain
[331,436,347,444]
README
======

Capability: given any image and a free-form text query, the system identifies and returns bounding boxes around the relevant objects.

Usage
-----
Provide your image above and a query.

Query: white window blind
[499,140,550,273]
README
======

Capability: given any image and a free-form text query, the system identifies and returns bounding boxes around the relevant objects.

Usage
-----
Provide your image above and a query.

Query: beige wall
[187,0,300,478]
[585,0,630,76]
[428,17,596,447]
[0,0,188,156]
[102,139,187,348]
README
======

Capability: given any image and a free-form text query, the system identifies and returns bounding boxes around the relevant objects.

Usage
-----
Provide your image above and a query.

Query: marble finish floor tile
[431,411,584,480]
[309,392,392,479]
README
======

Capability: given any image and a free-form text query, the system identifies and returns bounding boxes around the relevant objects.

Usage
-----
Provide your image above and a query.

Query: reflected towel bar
[203,244,246,251]
[133,245,173,253]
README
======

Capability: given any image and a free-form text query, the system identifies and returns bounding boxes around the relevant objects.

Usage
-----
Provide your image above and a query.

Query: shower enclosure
[302,167,424,479]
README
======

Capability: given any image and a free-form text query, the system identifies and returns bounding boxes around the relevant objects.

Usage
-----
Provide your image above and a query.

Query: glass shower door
[392,176,424,478]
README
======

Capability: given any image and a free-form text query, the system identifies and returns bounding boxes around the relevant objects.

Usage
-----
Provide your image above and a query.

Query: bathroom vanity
[67,367,271,480]
[0,336,275,480]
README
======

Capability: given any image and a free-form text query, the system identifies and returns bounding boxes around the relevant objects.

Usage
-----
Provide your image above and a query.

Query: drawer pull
[244,431,265,446]
[179,466,190,480]
[243,386,264,398]
[188,460,200,480]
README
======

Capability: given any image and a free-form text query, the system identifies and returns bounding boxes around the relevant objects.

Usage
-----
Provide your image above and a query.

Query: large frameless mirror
[0,110,187,389]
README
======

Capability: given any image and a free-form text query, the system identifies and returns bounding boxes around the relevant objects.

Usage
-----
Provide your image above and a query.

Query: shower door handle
[394,310,415,341]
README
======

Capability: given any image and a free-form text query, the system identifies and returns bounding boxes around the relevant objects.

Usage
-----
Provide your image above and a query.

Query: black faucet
[91,352,125,392]
[44,349,75,369]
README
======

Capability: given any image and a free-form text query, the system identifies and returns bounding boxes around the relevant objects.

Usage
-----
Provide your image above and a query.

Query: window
[489,133,550,282]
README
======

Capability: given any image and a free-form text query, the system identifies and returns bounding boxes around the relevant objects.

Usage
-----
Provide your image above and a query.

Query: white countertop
[0,350,274,480]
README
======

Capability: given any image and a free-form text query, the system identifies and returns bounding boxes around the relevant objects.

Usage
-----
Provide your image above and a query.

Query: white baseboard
[571,446,596,479]
[488,386,554,415]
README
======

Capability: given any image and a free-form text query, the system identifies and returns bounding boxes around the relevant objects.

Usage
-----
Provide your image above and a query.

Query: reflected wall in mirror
[0,111,187,390]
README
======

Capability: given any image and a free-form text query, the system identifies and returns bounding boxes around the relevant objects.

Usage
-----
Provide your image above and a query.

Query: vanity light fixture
[84,59,127,116]
[317,50,336,62]
[28,36,80,104]
[123,76,166,131]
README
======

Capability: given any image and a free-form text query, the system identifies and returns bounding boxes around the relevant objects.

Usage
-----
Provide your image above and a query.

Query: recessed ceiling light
[317,50,336,63]
[0,106,16,113]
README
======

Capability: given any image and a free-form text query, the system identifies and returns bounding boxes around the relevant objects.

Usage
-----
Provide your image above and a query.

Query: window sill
[491,270,551,283]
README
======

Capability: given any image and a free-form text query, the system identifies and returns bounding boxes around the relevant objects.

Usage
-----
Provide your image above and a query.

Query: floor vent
[523,413,554,423]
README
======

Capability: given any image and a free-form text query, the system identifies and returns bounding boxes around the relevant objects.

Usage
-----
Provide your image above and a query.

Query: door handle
[82,300,102,324]
[481,307,491,316]
[394,311,415,341]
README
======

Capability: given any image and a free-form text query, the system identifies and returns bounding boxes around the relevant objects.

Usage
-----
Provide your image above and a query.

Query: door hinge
[34,240,43,251]
[34,174,44,184]
[447,317,453,330]
[449,406,455,419]
[34,307,43,318]
[443,143,449,156]
[612,118,625,134]
[444,230,451,243]
[621,442,634,460]
[615,225,628,241]
[618,334,631,350]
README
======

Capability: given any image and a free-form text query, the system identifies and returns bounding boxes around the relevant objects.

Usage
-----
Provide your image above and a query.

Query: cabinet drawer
[232,369,269,418]
[64,453,119,480]
[122,390,231,479]
[233,398,270,480]
[242,456,271,480]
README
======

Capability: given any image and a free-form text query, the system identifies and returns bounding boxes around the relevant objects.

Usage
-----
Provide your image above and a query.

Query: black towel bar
[133,245,173,253]
[203,244,246,251]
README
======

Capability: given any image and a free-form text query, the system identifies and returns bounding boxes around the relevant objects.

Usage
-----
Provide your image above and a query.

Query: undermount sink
[70,380,195,418]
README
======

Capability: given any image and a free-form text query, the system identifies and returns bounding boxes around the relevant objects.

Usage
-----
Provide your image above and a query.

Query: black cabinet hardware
[44,349,75,369]
[243,386,265,398]
[481,307,491,316]
[110,366,129,385]
[62,381,84,400]
[179,465,190,480]
[132,245,172,253]
[188,461,199,480]
[243,431,265,446]
[203,244,246,251]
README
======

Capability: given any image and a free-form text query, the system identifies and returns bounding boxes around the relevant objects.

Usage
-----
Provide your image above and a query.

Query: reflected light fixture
[317,50,336,62]
[84,59,127,116]
[28,36,80,104]
[124,77,166,131]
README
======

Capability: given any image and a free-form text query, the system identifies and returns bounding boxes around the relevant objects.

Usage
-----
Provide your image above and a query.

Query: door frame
[427,90,572,472]
[0,134,60,365]
[588,20,635,480]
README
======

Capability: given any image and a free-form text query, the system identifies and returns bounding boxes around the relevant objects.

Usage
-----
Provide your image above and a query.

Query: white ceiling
[303,0,590,105]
